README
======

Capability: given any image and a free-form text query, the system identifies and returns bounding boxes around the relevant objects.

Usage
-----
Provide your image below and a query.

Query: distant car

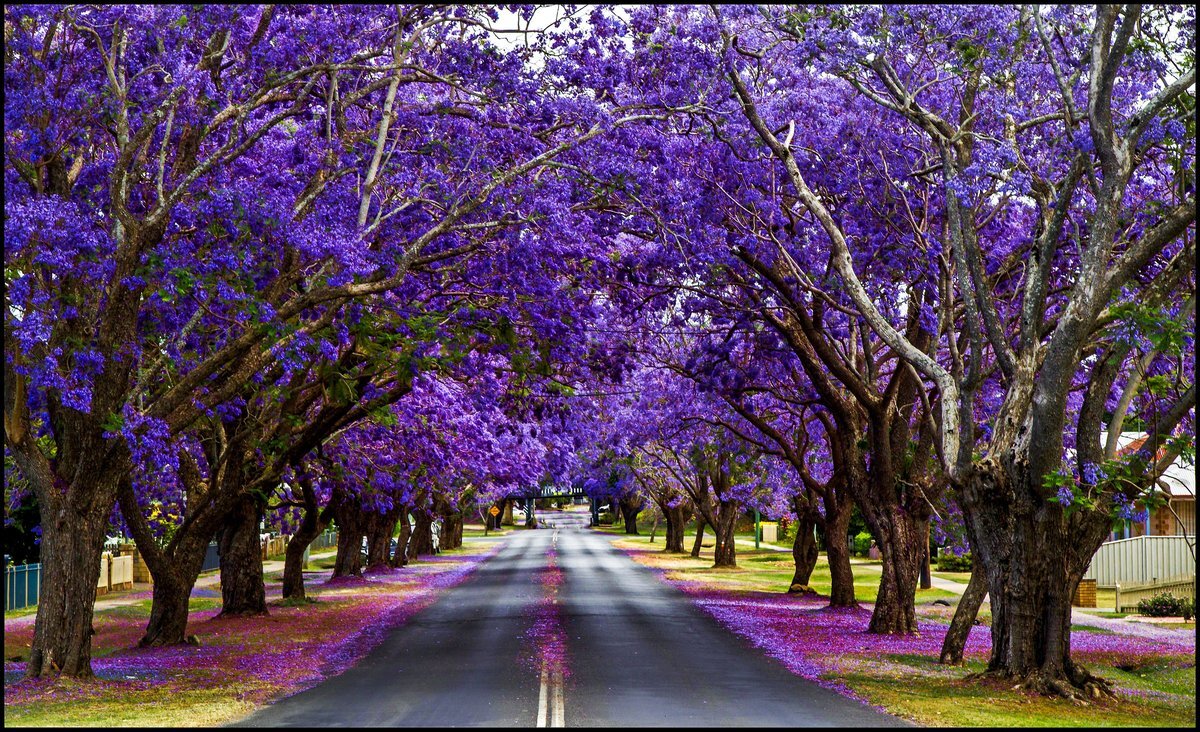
[360,536,400,560]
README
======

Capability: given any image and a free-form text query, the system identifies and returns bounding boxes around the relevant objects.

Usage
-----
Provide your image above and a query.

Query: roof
[1099,431,1195,499]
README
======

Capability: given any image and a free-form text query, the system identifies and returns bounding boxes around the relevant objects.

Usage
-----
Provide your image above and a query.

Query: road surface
[243,511,903,727]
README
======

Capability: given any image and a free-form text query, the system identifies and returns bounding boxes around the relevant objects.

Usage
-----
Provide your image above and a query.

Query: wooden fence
[1083,535,1196,585]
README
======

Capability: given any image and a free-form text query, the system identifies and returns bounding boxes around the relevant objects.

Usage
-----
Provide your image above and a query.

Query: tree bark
[332,500,365,578]
[441,511,464,550]
[958,459,1116,697]
[920,524,933,590]
[619,494,642,534]
[664,502,690,553]
[501,498,514,526]
[940,561,987,665]
[865,509,925,634]
[390,507,411,568]
[690,517,707,558]
[823,495,858,608]
[364,510,398,571]
[25,497,112,677]
[787,506,819,594]
[282,479,333,601]
[711,499,739,568]
[407,509,435,559]
[217,494,267,616]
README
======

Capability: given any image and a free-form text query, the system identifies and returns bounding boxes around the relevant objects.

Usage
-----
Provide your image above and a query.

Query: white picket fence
[1083,535,1196,585]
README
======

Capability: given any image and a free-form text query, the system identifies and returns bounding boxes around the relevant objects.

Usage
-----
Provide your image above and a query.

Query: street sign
[489,506,500,517]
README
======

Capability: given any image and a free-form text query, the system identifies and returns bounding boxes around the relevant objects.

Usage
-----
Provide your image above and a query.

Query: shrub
[1182,598,1194,622]
[853,531,874,557]
[937,550,972,572]
[1137,592,1191,618]
[597,511,615,526]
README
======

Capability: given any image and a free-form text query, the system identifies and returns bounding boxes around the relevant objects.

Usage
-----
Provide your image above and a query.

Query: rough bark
[690,517,707,558]
[364,510,398,571]
[787,505,820,594]
[217,494,267,616]
[332,501,365,578]
[940,562,988,665]
[501,498,515,526]
[619,494,642,535]
[664,502,691,553]
[25,498,112,677]
[864,509,925,634]
[958,458,1117,698]
[282,480,334,601]
[823,494,858,607]
[440,511,464,550]
[711,499,739,568]
[407,509,436,559]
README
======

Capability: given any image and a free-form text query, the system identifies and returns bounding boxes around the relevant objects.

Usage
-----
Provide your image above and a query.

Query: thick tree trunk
[823,497,857,607]
[408,510,435,559]
[958,459,1116,698]
[217,495,267,616]
[940,562,987,665]
[690,517,707,558]
[787,508,819,594]
[364,511,397,571]
[664,503,690,553]
[331,491,366,578]
[137,534,212,645]
[441,512,463,550]
[501,499,515,526]
[619,495,642,535]
[711,500,739,568]
[26,499,112,678]
[866,510,925,634]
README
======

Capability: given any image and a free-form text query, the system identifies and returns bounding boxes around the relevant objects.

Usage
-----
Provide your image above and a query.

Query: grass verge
[4,544,498,727]
[606,531,1195,728]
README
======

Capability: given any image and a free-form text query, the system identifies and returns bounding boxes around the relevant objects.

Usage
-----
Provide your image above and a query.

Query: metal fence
[4,563,41,612]
[309,530,338,551]
[1084,535,1197,585]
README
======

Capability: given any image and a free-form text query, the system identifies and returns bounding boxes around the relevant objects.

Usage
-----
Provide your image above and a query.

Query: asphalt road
[243,511,904,727]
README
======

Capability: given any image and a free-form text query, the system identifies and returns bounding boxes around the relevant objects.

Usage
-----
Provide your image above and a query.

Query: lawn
[605,531,1196,728]
[3,544,499,727]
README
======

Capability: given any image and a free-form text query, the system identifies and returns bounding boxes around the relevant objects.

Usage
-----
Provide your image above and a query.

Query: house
[1101,431,1195,539]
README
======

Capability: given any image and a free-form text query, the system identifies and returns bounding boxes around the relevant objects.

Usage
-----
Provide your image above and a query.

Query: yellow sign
[489,506,500,516]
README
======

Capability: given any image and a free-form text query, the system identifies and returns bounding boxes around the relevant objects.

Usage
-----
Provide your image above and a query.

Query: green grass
[612,532,1195,728]
[841,654,1195,727]
[611,533,958,603]
[931,570,973,584]
[4,683,258,727]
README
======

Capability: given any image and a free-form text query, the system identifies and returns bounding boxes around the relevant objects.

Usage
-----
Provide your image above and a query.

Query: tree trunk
[619,495,642,535]
[390,508,411,568]
[823,496,857,608]
[787,507,819,594]
[217,494,267,616]
[711,500,738,568]
[26,499,112,678]
[690,517,707,558]
[441,512,463,550]
[664,503,690,553]
[501,499,514,526]
[920,524,932,590]
[865,510,925,634]
[364,511,397,571]
[408,510,435,559]
[282,481,333,601]
[958,459,1116,698]
[940,562,987,665]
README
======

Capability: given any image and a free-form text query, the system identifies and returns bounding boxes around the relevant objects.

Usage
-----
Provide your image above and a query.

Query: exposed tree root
[786,583,818,595]
[965,665,1116,703]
